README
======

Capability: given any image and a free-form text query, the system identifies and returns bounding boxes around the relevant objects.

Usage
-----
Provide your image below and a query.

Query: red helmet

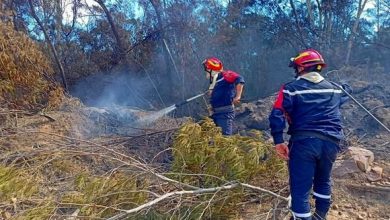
[202,57,223,71]
[289,49,326,69]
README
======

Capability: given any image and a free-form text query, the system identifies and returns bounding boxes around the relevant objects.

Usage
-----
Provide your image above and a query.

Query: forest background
[0,0,389,113]
[0,1,389,219]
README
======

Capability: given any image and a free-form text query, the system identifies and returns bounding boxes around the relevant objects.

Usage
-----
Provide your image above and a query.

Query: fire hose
[174,91,208,108]
[331,82,390,133]
[173,83,390,134]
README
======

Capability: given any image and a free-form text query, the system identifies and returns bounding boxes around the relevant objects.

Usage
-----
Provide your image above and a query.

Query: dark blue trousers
[211,112,234,135]
[288,137,339,220]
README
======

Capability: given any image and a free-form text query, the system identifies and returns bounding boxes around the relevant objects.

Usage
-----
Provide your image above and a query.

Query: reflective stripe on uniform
[283,89,342,96]
[208,76,224,90]
[313,191,331,199]
[292,211,312,218]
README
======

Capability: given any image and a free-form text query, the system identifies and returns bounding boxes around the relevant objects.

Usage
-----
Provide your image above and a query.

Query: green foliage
[171,118,281,186]
[0,158,150,219]
[0,166,40,201]
[18,202,56,220]
[61,172,149,218]
[170,118,285,218]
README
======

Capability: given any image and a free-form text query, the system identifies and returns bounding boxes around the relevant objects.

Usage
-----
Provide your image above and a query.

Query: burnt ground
[0,67,388,219]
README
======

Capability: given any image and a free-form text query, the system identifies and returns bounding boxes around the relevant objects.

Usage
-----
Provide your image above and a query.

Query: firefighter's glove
[233,96,241,105]
[274,143,289,160]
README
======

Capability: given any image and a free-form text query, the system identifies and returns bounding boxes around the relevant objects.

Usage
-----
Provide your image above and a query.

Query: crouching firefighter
[268,49,352,220]
[202,57,245,135]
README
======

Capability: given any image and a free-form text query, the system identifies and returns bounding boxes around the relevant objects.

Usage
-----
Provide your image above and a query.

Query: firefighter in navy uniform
[202,57,245,135]
[268,49,351,220]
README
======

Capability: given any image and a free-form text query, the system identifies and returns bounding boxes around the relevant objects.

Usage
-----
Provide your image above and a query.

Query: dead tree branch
[106,183,240,220]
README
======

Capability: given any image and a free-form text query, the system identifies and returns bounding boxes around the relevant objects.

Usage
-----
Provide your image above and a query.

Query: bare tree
[323,1,333,51]
[148,0,175,85]
[289,0,308,48]
[306,0,313,27]
[28,0,68,90]
[345,0,369,65]
[63,0,79,37]
[0,0,14,24]
[94,0,127,65]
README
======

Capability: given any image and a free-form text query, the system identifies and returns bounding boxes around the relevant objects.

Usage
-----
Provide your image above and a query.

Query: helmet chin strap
[208,71,219,91]
[294,66,305,78]
[294,67,300,78]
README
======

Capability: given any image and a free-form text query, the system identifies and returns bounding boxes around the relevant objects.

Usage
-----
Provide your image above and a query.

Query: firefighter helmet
[203,57,223,71]
[289,49,326,69]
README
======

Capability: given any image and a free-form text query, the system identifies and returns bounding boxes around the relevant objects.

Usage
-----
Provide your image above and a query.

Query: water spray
[136,91,208,125]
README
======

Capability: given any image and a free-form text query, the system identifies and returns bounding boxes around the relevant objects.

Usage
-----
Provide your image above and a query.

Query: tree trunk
[54,0,63,46]
[315,0,322,30]
[345,0,369,65]
[289,0,308,48]
[306,0,313,27]
[314,0,324,50]
[94,0,127,65]
[149,0,175,84]
[28,0,68,91]
[149,0,171,75]
[321,1,333,51]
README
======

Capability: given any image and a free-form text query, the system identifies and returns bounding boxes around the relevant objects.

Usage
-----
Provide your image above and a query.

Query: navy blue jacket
[210,70,245,109]
[269,72,351,144]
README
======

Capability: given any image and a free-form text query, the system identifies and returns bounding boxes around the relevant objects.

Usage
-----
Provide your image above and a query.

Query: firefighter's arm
[269,86,288,144]
[269,85,293,160]
[233,83,244,105]
[330,81,353,106]
[340,83,352,105]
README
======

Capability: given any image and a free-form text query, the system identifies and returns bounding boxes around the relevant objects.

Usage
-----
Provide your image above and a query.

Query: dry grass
[0,21,64,111]
[0,113,288,219]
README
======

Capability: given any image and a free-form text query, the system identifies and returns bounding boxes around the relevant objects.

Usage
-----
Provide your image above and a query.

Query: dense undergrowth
[170,118,285,218]
[0,116,286,219]
[0,21,63,111]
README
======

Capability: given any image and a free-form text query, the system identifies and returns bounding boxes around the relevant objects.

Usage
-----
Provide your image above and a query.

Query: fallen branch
[2,129,200,190]
[106,183,240,220]
[240,183,289,202]
[38,112,55,122]
[107,181,289,220]
[0,109,55,121]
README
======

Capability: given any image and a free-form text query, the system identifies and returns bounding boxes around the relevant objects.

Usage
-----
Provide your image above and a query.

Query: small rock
[366,169,382,182]
[338,211,342,215]
[348,147,374,172]
[332,204,339,210]
[2,211,12,219]
[355,155,371,172]
[344,204,352,209]
[372,166,383,176]
[348,147,374,164]
[357,214,364,220]
[333,159,361,178]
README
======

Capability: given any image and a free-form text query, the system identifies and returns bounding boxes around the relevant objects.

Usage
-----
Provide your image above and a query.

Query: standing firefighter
[203,57,245,135]
[268,49,351,220]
